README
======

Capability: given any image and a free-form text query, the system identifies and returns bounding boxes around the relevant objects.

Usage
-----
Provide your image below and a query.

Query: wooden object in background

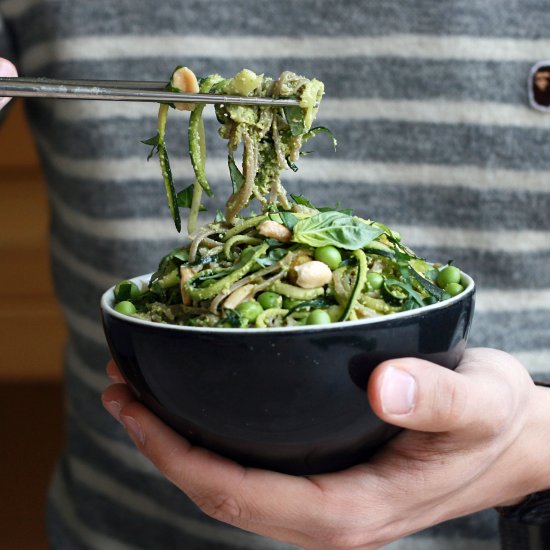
[0,99,66,380]
[0,382,64,550]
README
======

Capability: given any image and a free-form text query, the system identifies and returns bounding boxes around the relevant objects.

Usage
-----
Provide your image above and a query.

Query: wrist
[528,383,550,494]
[497,381,550,505]
[496,383,550,549]
[495,382,550,508]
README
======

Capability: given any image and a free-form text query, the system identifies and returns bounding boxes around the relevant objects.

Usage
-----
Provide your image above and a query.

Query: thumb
[367,355,513,437]
[0,58,18,110]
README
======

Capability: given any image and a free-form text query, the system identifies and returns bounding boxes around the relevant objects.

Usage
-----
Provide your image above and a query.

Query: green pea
[437,265,461,288]
[444,282,464,297]
[314,245,342,270]
[327,304,344,322]
[257,291,282,309]
[236,300,264,322]
[114,280,141,302]
[366,272,384,290]
[306,309,332,325]
[114,301,137,316]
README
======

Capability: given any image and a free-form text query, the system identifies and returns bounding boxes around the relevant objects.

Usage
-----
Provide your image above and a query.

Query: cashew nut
[171,66,199,111]
[223,284,255,310]
[257,220,292,242]
[287,251,313,284]
[293,261,333,289]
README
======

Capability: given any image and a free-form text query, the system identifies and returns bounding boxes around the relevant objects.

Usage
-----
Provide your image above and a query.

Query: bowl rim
[101,271,475,335]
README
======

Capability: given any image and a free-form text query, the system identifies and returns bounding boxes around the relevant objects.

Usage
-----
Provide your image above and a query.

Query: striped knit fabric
[1,0,549,548]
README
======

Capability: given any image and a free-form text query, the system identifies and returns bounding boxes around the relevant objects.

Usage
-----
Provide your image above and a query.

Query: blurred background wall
[0,99,65,550]
[0,99,66,381]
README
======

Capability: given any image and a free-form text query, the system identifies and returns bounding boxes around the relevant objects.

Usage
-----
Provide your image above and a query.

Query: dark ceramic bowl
[101,272,475,475]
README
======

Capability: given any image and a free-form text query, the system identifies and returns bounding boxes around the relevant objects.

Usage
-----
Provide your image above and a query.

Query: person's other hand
[102,348,550,549]
[0,58,17,110]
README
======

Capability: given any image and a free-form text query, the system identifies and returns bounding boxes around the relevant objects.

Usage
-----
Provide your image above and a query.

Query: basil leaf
[214,209,226,223]
[141,133,160,161]
[265,238,285,247]
[303,126,338,150]
[318,205,354,215]
[290,194,316,208]
[176,184,207,211]
[255,247,288,267]
[383,279,424,306]
[291,194,352,215]
[283,105,306,136]
[292,211,383,250]
[280,211,299,229]
[141,134,160,146]
[228,156,245,194]
[269,211,298,230]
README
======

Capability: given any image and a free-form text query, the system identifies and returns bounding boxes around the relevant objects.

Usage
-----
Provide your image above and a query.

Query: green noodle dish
[112,68,466,328]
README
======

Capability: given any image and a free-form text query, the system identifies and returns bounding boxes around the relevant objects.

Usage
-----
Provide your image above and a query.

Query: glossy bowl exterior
[101,273,475,475]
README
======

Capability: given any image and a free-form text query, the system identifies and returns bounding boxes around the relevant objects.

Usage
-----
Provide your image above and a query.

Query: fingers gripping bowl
[101,272,474,475]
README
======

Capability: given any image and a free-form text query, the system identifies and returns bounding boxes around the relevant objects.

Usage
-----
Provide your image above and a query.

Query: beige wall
[0,100,65,380]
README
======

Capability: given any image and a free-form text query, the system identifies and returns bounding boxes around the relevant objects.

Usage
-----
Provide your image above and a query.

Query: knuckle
[433,373,468,428]
[151,443,187,485]
[481,384,516,439]
[194,491,248,524]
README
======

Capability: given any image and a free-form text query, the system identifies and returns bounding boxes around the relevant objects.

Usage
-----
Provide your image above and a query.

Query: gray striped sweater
[1,0,549,548]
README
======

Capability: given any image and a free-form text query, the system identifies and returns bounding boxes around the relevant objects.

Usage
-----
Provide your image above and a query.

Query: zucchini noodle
[113,68,466,328]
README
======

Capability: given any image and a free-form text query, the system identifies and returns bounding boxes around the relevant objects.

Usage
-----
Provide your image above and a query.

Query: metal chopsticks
[0,77,302,107]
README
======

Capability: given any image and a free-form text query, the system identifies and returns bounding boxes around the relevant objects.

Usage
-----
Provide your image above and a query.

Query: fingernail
[380,366,417,415]
[106,370,120,383]
[106,361,119,382]
[102,398,121,421]
[0,58,17,77]
[0,59,17,109]
[120,414,145,446]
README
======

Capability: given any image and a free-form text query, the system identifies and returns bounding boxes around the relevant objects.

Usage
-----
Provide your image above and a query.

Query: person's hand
[102,348,550,549]
[0,58,17,110]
